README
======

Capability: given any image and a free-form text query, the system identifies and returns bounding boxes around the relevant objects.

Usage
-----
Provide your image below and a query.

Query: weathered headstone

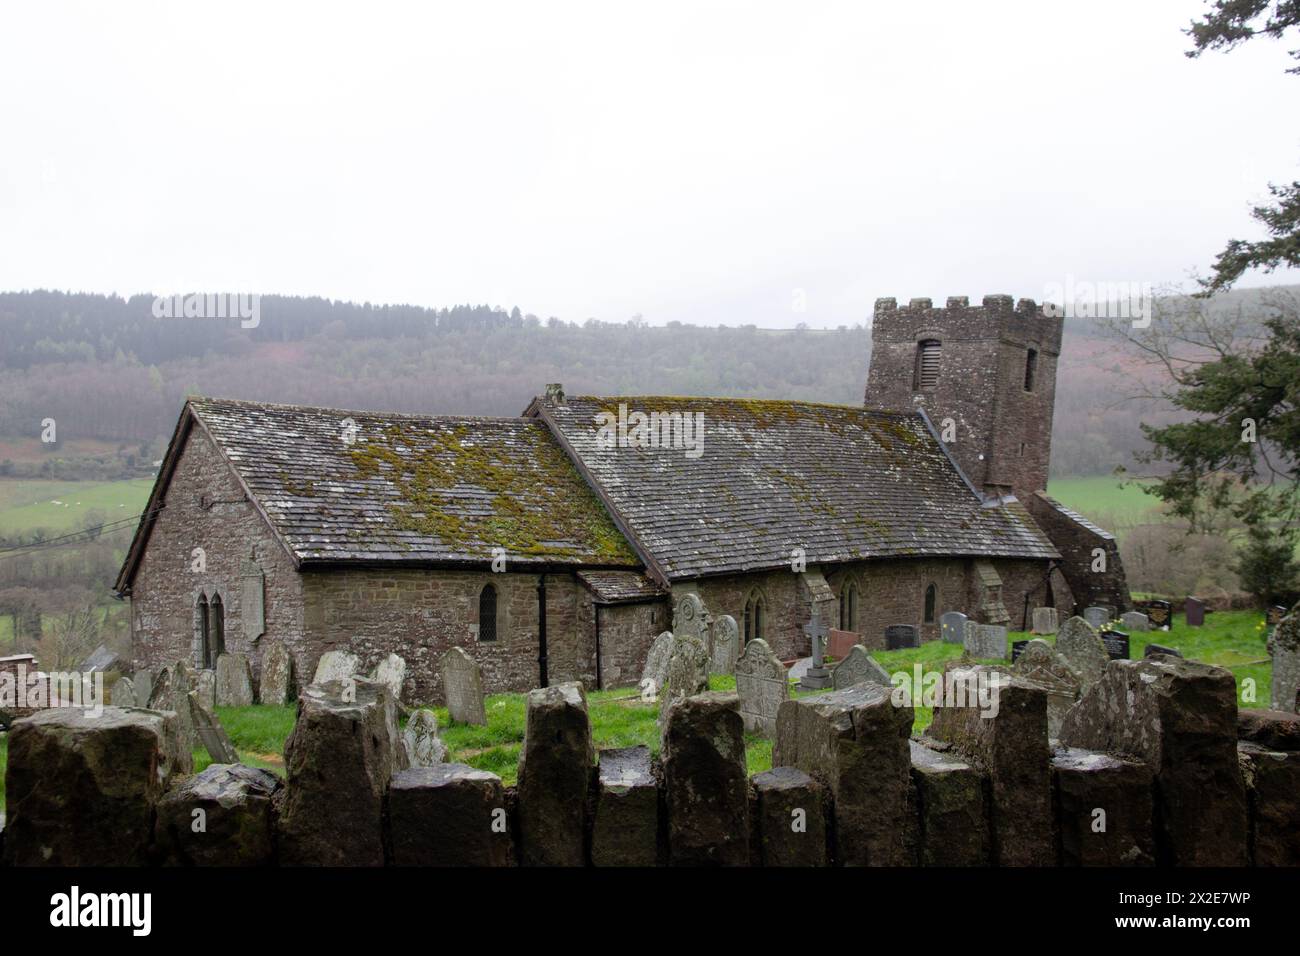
[885,623,919,650]
[110,675,137,708]
[909,740,989,866]
[1269,606,1299,713]
[259,639,293,706]
[641,630,674,698]
[193,668,217,711]
[1030,607,1058,635]
[1060,657,1248,865]
[751,766,827,867]
[831,644,890,690]
[215,653,255,707]
[1147,600,1172,630]
[591,746,659,867]
[146,664,199,760]
[672,591,711,642]
[710,614,740,675]
[1010,640,1029,662]
[1011,638,1082,739]
[662,692,750,866]
[658,633,710,725]
[1120,611,1150,632]
[190,690,239,763]
[1083,606,1109,629]
[313,649,359,685]
[1055,616,1109,689]
[940,611,968,644]
[734,638,789,735]
[442,647,487,725]
[156,764,281,866]
[1144,643,1183,660]
[516,682,594,867]
[1185,596,1206,627]
[388,764,512,866]
[1100,627,1131,661]
[133,668,155,706]
[403,708,448,767]
[1238,741,1300,866]
[371,652,408,705]
[964,623,1006,659]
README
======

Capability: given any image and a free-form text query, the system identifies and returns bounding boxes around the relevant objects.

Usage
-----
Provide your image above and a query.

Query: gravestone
[710,615,739,675]
[313,649,359,685]
[133,668,155,706]
[259,640,293,706]
[371,653,408,705]
[640,631,674,698]
[1010,640,1029,662]
[1030,607,1058,635]
[940,611,967,644]
[734,638,789,736]
[1083,606,1109,629]
[1185,597,1206,627]
[1011,638,1081,738]
[403,708,448,767]
[827,628,857,660]
[215,653,255,707]
[1269,607,1299,713]
[1144,643,1183,660]
[799,612,832,690]
[1100,627,1130,661]
[189,690,239,763]
[193,669,216,711]
[80,645,121,674]
[1055,616,1109,689]
[964,623,1006,659]
[658,634,710,725]
[110,675,136,707]
[442,647,487,725]
[831,644,890,690]
[1147,600,1172,630]
[672,592,711,643]
[885,623,920,650]
[1120,611,1149,632]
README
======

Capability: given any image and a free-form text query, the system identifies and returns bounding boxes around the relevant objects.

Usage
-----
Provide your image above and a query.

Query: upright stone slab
[773,682,914,866]
[885,623,919,650]
[442,647,487,725]
[1052,747,1155,866]
[1185,596,1206,626]
[190,690,239,763]
[388,764,512,866]
[133,668,155,706]
[964,623,1006,660]
[831,644,890,690]
[146,663,199,761]
[710,614,740,675]
[193,668,217,711]
[215,653,255,707]
[658,633,710,725]
[1083,606,1109,629]
[1055,616,1109,689]
[1237,729,1300,866]
[591,745,660,867]
[662,692,749,866]
[403,708,448,767]
[641,630,674,697]
[260,640,293,706]
[278,680,399,866]
[1146,600,1172,630]
[516,682,594,867]
[371,653,408,705]
[313,649,359,685]
[909,740,989,866]
[1144,643,1183,660]
[1059,657,1248,866]
[672,591,711,642]
[110,675,137,707]
[1269,606,1299,713]
[1012,638,1081,739]
[751,766,827,867]
[734,638,788,736]
[927,667,1054,866]
[1031,607,1059,635]
[940,611,967,644]
[1,707,180,866]
[156,764,281,866]
[1120,611,1149,632]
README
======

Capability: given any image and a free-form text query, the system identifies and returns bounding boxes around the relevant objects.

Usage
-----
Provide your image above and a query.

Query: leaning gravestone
[371,653,408,705]
[259,640,293,706]
[940,611,967,644]
[215,653,255,707]
[831,644,890,690]
[641,631,674,698]
[1268,606,1299,713]
[1147,600,1172,630]
[313,649,359,685]
[403,708,448,767]
[1120,611,1150,632]
[658,634,710,725]
[189,690,239,764]
[885,624,919,650]
[1055,616,1109,689]
[964,623,1006,659]
[1083,606,1109,629]
[1185,597,1206,627]
[734,639,788,736]
[443,647,487,725]
[710,615,740,675]
[1031,607,1059,635]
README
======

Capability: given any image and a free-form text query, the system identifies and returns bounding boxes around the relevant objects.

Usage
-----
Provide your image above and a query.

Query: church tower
[864,294,1062,501]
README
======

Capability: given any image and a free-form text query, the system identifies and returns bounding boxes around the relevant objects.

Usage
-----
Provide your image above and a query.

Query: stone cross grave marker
[710,614,739,675]
[1031,607,1059,635]
[940,611,967,644]
[734,638,789,736]
[443,647,487,726]
[799,612,831,690]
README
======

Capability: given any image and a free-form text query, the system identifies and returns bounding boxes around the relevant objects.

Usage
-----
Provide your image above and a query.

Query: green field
[0,478,154,536]
[1045,476,1163,528]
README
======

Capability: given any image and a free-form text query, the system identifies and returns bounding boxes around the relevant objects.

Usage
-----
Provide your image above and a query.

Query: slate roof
[577,570,667,604]
[117,398,639,588]
[531,395,1058,581]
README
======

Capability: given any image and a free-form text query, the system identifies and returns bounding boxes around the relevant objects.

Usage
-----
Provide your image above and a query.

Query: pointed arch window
[743,591,766,645]
[914,339,941,390]
[839,579,859,632]
[199,593,225,668]
[478,584,498,642]
[924,584,937,624]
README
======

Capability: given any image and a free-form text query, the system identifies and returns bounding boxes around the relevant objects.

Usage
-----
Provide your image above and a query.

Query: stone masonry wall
[590,600,668,689]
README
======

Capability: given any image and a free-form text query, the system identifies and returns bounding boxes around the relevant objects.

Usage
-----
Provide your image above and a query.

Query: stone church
[114,294,1129,702]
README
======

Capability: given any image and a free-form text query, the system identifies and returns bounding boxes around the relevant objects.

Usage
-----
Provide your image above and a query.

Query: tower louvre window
[1024,348,1038,391]
[914,340,941,390]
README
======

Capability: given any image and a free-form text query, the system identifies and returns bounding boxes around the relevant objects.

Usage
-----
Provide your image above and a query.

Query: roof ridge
[558,394,919,418]
[188,395,536,425]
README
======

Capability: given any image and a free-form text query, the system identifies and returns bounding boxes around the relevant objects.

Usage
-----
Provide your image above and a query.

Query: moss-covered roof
[188,397,639,567]
[534,394,1059,580]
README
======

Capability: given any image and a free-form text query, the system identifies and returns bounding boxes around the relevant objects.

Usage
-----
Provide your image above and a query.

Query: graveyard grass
[0,608,1276,812]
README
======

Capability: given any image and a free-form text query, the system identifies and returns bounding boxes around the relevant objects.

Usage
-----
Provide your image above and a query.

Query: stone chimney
[544,383,566,406]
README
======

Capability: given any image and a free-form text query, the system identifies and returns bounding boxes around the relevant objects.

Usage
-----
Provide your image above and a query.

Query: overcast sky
[2,1,1298,328]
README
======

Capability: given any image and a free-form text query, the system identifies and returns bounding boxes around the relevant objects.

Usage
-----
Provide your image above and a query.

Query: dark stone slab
[388,763,512,866]
[751,766,827,867]
[1143,643,1182,660]
[1099,628,1130,661]
[516,682,594,867]
[1184,597,1205,627]
[156,764,281,866]
[1236,709,1300,751]
[885,624,919,650]
[662,692,749,866]
[592,746,659,867]
[909,740,989,866]
[1052,747,1155,866]
[1238,743,1300,866]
